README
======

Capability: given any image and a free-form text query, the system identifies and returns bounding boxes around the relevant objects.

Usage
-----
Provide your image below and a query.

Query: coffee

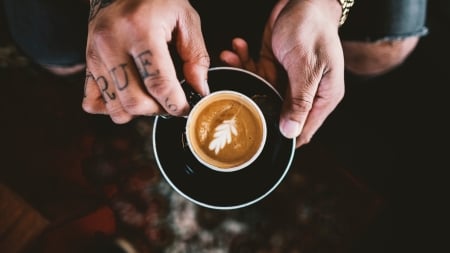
[186,91,266,171]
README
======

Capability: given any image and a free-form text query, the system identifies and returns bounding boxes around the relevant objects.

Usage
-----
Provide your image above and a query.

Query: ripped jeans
[339,0,428,42]
[2,0,428,67]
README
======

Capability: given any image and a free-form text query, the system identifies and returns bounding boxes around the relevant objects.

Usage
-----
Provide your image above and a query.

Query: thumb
[279,69,321,140]
[176,14,210,97]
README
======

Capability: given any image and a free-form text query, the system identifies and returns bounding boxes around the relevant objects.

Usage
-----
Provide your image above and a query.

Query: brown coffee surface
[190,96,264,169]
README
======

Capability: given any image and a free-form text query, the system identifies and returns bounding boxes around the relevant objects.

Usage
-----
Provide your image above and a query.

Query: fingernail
[203,80,210,95]
[280,120,301,139]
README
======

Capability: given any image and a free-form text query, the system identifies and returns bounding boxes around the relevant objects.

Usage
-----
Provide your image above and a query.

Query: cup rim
[185,90,267,172]
[152,66,296,210]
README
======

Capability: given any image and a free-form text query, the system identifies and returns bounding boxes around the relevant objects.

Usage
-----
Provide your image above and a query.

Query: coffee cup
[185,90,267,172]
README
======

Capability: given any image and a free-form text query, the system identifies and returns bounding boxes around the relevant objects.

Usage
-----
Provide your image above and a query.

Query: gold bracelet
[338,0,354,26]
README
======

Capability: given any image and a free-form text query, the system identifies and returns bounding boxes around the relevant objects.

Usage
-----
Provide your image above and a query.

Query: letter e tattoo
[135,50,159,80]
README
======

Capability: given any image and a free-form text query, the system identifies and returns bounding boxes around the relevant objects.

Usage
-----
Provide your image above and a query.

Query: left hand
[220,0,345,148]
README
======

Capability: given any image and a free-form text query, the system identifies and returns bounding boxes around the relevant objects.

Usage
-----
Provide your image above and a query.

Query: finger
[87,60,134,124]
[82,68,108,114]
[296,69,344,147]
[131,42,189,117]
[220,38,258,73]
[176,10,210,96]
[279,64,324,140]
[230,38,256,71]
[220,50,244,68]
[104,53,164,116]
[221,38,257,71]
[85,39,133,123]
[279,88,313,140]
[88,29,166,117]
[87,27,166,117]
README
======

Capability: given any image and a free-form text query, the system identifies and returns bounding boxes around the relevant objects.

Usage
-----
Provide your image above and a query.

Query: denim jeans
[2,0,89,66]
[339,0,428,41]
[2,0,429,66]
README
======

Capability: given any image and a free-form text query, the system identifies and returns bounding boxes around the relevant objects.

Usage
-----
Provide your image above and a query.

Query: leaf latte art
[186,91,266,171]
[208,117,238,154]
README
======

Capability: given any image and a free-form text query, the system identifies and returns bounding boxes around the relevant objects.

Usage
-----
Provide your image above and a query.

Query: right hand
[82,0,210,124]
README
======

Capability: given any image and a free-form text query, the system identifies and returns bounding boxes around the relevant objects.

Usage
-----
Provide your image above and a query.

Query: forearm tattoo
[89,0,116,21]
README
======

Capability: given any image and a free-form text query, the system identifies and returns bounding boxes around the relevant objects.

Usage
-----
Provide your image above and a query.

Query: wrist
[314,0,343,27]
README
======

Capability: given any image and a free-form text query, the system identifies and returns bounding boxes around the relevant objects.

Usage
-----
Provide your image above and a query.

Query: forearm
[285,0,343,26]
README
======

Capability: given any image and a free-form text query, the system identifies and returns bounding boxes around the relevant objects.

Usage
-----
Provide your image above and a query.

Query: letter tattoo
[110,63,129,91]
[165,97,178,113]
[134,50,160,80]
[96,76,116,102]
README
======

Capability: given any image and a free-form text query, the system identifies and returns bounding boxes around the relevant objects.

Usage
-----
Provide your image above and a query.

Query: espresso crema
[187,92,266,170]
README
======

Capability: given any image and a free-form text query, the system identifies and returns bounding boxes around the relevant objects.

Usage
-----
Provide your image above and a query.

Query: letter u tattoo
[110,63,129,91]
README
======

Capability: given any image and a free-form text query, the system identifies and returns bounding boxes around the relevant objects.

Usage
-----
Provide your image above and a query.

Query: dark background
[1,1,448,252]
[198,2,449,251]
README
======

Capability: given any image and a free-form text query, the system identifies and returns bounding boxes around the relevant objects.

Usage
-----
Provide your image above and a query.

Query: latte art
[208,117,238,154]
[186,91,267,171]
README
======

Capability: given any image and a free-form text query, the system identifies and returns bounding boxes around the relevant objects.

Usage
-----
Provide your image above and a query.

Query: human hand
[220,0,345,148]
[82,0,210,123]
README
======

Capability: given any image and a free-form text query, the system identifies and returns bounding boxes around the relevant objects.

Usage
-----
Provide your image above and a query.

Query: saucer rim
[152,66,296,210]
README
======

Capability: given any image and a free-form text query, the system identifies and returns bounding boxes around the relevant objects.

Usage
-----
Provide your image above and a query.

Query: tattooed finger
[82,68,108,114]
[133,48,189,116]
[107,58,166,116]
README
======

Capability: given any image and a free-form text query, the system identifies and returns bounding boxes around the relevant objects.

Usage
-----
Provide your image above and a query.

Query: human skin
[81,0,345,149]
[220,0,344,148]
[82,0,210,124]
[342,37,420,76]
